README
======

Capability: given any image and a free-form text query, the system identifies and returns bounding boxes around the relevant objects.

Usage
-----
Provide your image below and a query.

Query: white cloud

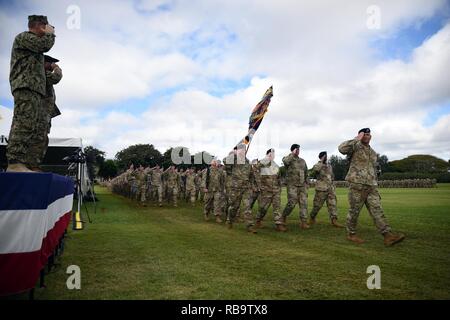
[0,0,449,167]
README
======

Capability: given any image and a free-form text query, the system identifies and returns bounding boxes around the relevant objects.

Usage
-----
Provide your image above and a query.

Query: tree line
[83,144,450,182]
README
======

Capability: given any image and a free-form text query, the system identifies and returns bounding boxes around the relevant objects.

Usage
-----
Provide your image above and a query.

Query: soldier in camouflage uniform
[136,165,148,206]
[202,160,226,223]
[223,145,257,233]
[281,144,310,230]
[185,168,197,206]
[6,15,56,172]
[249,159,261,213]
[194,169,203,201]
[164,165,179,207]
[150,165,164,206]
[29,55,62,169]
[255,149,286,231]
[309,151,344,228]
[339,128,405,246]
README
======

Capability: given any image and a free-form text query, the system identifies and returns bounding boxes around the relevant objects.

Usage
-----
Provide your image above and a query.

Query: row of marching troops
[108,128,406,246]
[108,164,207,207]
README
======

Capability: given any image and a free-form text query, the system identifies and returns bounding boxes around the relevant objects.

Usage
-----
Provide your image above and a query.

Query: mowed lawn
[31,184,450,299]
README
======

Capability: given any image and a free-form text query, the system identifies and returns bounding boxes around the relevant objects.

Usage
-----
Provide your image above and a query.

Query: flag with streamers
[236,86,273,152]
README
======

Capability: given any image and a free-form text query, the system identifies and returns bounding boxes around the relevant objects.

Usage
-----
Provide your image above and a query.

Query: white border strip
[0,194,73,254]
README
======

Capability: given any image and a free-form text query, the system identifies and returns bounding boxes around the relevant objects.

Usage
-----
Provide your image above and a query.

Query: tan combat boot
[247,225,257,234]
[215,216,223,223]
[7,163,33,173]
[255,220,263,229]
[275,224,287,232]
[204,213,210,221]
[308,217,316,225]
[347,234,365,244]
[299,221,310,230]
[331,218,344,228]
[384,232,405,247]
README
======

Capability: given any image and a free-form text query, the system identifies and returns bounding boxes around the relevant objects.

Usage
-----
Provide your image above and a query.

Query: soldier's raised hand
[355,132,364,141]
[44,24,54,34]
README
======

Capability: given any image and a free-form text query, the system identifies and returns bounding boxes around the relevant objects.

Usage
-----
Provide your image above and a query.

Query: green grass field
[28,184,450,299]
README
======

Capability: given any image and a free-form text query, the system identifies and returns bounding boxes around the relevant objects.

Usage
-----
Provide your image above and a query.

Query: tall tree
[98,159,118,179]
[84,146,105,180]
[115,144,163,171]
[329,155,349,181]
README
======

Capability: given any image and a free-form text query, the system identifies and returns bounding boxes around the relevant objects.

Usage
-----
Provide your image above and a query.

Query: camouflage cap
[28,15,48,24]
[44,55,59,63]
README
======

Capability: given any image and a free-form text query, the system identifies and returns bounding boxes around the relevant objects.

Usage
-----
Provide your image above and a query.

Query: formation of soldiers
[107,128,407,247]
[107,164,205,207]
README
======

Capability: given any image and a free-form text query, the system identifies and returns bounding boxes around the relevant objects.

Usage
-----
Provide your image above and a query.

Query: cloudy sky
[0,0,449,166]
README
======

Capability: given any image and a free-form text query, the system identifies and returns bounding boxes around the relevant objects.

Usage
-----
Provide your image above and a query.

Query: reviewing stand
[0,172,74,298]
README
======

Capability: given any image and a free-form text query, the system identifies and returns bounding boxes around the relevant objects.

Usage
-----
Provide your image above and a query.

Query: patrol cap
[358,128,371,134]
[44,55,59,63]
[28,15,48,25]
[318,151,327,159]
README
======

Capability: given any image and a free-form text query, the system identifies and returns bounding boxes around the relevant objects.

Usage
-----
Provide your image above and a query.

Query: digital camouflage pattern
[9,32,55,96]
[202,166,226,217]
[338,138,378,186]
[224,155,255,227]
[7,31,55,166]
[339,138,391,235]
[256,156,283,225]
[282,153,309,222]
[310,161,338,221]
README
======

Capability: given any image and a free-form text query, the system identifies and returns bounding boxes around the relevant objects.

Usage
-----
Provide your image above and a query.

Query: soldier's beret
[44,55,59,63]
[290,144,300,151]
[358,128,371,134]
[28,15,48,24]
[318,151,327,159]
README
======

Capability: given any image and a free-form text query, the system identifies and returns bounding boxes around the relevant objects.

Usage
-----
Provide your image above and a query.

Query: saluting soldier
[339,128,405,246]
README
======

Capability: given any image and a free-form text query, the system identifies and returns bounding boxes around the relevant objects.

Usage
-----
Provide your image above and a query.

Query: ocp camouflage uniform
[202,165,226,218]
[223,154,255,228]
[164,168,179,206]
[338,138,391,235]
[282,153,309,222]
[256,156,283,225]
[195,171,204,201]
[150,167,163,205]
[249,163,261,212]
[136,167,147,204]
[310,161,338,221]
[7,31,55,167]
[185,170,197,205]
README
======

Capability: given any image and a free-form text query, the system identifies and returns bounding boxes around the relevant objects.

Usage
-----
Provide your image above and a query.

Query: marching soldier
[281,144,310,230]
[202,160,225,223]
[339,128,405,246]
[249,159,261,213]
[224,145,257,233]
[255,149,286,231]
[309,151,343,228]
